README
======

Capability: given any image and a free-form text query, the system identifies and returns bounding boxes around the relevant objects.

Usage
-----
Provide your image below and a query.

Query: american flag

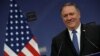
[4,0,40,56]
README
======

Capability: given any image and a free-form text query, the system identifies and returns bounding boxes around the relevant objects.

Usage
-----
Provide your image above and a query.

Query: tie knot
[72,30,77,33]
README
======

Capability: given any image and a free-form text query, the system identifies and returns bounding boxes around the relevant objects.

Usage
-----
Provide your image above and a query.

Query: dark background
[0,0,100,56]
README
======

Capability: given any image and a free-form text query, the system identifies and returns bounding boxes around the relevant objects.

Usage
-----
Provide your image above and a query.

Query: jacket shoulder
[52,29,68,41]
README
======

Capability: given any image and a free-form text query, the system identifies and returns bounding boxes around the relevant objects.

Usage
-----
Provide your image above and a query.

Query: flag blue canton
[5,0,33,54]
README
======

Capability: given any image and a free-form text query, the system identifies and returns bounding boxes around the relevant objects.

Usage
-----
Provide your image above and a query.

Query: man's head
[61,2,81,30]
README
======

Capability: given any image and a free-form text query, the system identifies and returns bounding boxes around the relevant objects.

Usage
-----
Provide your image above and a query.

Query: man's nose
[67,15,72,20]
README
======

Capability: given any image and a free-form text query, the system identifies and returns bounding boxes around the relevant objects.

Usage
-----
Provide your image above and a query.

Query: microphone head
[83,30,86,32]
[86,22,96,26]
[26,11,37,22]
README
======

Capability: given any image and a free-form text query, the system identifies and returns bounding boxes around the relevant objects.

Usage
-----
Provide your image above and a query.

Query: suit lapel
[62,29,78,56]
[80,24,86,55]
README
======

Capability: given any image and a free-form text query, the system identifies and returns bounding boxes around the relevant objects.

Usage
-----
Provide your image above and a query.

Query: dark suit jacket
[51,24,100,56]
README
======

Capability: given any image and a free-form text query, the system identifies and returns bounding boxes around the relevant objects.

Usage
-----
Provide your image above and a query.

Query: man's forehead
[62,6,77,13]
[63,6,77,10]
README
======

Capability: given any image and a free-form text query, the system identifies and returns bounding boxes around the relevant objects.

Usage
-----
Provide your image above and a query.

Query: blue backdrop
[0,0,100,56]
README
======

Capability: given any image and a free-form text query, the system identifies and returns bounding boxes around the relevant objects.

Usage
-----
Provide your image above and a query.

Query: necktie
[72,30,79,54]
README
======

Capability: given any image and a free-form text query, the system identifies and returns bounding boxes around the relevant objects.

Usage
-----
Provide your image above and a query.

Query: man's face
[61,6,80,30]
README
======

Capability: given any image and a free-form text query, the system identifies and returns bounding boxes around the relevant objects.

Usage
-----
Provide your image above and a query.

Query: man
[51,2,100,56]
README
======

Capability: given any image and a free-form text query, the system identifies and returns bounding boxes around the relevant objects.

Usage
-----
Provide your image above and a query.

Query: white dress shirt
[68,24,81,51]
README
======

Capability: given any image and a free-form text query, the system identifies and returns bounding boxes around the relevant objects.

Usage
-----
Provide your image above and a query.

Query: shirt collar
[68,23,81,34]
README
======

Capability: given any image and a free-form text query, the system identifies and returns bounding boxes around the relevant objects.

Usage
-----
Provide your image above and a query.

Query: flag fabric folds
[4,0,40,56]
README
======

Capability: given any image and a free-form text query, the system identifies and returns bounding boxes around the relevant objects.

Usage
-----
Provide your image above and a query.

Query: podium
[85,52,100,56]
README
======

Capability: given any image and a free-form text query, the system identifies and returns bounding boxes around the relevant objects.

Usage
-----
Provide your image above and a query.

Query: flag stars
[21,37,24,40]
[11,38,14,41]
[15,9,18,13]
[21,26,24,29]
[10,4,13,7]
[20,20,24,24]
[5,33,8,36]
[16,43,19,46]
[27,36,30,40]
[15,15,18,18]
[10,9,13,13]
[15,20,18,24]
[16,49,19,52]
[5,38,8,42]
[15,26,18,30]
[10,32,14,36]
[14,4,18,7]
[16,37,19,41]
[10,21,13,24]
[15,32,19,35]
[26,31,29,34]
[20,15,23,18]
[22,43,25,46]
[10,0,13,2]
[21,31,24,35]
[11,44,14,47]
[10,26,13,30]
[26,25,29,29]
[10,15,13,19]
[5,0,39,54]
[6,27,8,30]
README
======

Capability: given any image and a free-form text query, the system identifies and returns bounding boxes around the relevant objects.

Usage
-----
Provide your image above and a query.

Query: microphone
[57,41,63,56]
[84,22,100,49]
[26,11,37,22]
[84,36,99,49]
[84,35,100,56]
[83,22,100,56]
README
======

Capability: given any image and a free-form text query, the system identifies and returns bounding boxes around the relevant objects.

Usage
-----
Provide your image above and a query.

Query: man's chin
[67,25,76,30]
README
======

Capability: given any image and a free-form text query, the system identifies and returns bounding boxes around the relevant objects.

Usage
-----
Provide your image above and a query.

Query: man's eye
[63,14,68,17]
[69,13,74,15]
